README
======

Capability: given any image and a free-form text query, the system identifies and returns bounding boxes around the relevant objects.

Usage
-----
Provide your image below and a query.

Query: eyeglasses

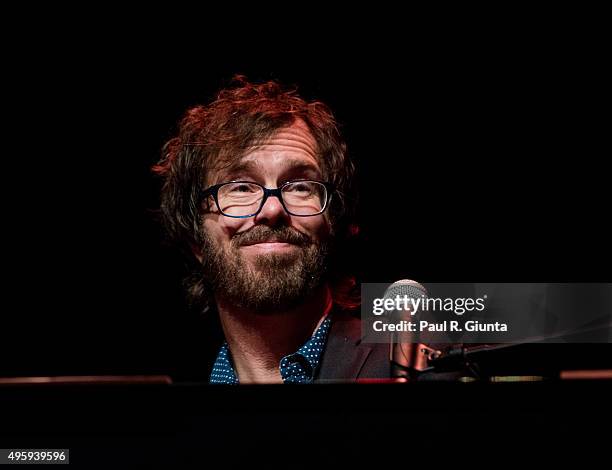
[201,180,334,218]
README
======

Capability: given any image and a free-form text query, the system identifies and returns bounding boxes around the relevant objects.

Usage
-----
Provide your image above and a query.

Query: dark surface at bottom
[1,381,610,467]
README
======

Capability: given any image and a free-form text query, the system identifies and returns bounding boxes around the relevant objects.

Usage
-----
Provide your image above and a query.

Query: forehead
[212,120,321,182]
[249,120,319,160]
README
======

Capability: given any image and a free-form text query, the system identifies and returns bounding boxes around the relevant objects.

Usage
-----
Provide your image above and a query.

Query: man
[154,76,390,383]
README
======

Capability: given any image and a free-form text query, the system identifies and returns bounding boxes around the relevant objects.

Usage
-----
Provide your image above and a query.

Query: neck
[216,285,333,384]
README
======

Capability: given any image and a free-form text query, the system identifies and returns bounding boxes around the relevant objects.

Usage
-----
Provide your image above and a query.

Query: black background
[2,20,610,380]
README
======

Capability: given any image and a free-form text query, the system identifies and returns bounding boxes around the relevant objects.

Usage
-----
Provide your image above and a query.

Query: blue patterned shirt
[210,316,332,384]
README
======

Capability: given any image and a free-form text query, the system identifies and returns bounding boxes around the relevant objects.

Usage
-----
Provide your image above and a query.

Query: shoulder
[316,306,391,381]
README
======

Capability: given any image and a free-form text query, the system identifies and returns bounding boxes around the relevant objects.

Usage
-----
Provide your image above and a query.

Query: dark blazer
[315,308,391,382]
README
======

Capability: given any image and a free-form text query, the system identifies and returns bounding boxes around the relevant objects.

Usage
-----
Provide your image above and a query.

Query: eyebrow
[217,159,322,182]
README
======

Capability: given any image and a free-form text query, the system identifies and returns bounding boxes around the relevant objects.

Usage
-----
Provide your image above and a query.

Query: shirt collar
[210,315,332,384]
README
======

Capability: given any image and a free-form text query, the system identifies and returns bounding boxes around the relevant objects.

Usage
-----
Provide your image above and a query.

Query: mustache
[232,226,311,247]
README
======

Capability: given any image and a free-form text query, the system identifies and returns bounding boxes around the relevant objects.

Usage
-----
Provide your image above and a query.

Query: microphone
[384,280,439,380]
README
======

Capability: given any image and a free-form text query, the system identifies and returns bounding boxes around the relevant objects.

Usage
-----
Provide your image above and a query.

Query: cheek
[202,214,252,244]
[295,215,331,241]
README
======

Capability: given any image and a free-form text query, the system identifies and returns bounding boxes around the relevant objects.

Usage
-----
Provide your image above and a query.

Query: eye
[226,182,259,193]
[233,184,256,193]
[285,181,313,193]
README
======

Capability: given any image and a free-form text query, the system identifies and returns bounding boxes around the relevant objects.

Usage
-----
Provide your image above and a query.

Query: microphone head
[384,280,430,378]
[383,279,428,301]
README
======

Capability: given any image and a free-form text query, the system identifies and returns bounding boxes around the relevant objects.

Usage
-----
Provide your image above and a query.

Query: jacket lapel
[315,309,373,382]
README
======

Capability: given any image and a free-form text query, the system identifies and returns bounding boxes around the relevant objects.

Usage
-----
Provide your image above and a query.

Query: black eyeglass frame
[200,180,335,218]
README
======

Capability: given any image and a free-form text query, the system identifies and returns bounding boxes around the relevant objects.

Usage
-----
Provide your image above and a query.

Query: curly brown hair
[153,76,358,310]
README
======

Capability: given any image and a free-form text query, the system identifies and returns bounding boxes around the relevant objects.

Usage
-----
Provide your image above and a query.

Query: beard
[197,225,330,313]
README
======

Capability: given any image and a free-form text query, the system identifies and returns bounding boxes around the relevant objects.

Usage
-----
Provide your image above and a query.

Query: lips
[241,238,293,247]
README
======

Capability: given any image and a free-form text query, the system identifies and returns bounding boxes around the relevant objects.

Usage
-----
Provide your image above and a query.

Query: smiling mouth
[241,238,294,246]
[240,241,298,251]
[243,241,293,246]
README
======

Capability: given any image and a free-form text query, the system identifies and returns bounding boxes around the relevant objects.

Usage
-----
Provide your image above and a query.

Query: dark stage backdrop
[3,43,610,379]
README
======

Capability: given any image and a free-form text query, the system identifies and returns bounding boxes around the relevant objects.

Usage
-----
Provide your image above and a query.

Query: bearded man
[154,77,390,383]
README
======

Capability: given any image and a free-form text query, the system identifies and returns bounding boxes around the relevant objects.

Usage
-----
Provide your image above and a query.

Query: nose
[254,192,290,226]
